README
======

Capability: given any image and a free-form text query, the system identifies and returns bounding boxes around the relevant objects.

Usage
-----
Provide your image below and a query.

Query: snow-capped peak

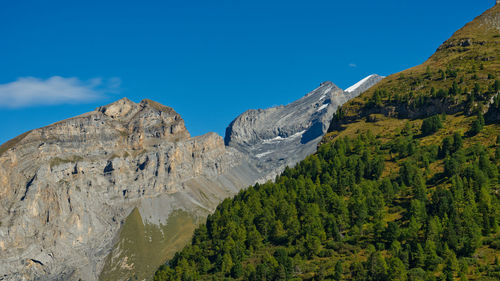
[345,74,377,93]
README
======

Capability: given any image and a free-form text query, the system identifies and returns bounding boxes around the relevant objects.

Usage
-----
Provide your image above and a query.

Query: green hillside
[99,209,197,281]
[152,4,500,281]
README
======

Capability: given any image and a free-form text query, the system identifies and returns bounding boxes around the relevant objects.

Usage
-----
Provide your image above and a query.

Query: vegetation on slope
[99,209,197,281]
[153,4,500,281]
[0,130,31,157]
[153,124,499,280]
[327,4,499,132]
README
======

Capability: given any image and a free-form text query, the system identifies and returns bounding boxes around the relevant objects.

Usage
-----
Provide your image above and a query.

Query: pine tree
[421,115,443,136]
[367,251,388,281]
[334,260,343,281]
[388,257,407,281]
[413,243,425,268]
[452,132,463,152]
[231,262,243,278]
[424,239,440,270]
[468,113,484,136]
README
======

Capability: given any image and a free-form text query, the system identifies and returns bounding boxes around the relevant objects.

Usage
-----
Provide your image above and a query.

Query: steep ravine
[0,76,382,280]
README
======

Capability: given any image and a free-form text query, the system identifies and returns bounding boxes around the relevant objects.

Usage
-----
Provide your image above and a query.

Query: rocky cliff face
[0,77,382,280]
[0,98,239,280]
[224,76,384,183]
[225,81,350,182]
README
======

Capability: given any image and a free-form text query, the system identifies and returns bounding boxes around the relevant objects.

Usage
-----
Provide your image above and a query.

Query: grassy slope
[99,208,197,281]
[323,3,500,193]
[310,118,499,280]
[316,6,500,277]
[324,4,499,130]
[0,130,31,157]
[323,3,499,279]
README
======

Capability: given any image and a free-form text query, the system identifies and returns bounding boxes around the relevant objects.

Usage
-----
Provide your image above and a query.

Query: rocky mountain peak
[0,97,192,161]
[139,98,174,111]
[0,98,230,280]
[93,97,190,144]
[223,79,374,183]
[224,82,339,148]
[97,97,138,119]
[224,77,380,153]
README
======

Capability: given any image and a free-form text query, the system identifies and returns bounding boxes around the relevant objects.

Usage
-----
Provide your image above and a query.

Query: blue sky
[0,0,494,144]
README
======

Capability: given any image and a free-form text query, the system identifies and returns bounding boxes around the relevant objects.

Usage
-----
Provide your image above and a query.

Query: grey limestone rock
[224,76,383,183]
[225,81,346,182]
[0,98,234,280]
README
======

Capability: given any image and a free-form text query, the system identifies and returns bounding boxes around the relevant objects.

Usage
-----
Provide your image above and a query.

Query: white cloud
[0,76,121,108]
[348,63,357,68]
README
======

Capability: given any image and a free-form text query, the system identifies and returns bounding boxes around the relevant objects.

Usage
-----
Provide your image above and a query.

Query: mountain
[226,80,354,183]
[0,98,237,280]
[0,76,381,280]
[153,4,500,281]
[225,76,383,183]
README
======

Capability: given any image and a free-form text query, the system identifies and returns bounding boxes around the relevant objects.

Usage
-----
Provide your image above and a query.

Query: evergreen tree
[421,115,443,136]
[230,262,243,279]
[468,112,484,136]
[452,132,463,152]
[153,132,499,281]
[367,251,388,281]
[388,257,407,281]
[334,260,343,281]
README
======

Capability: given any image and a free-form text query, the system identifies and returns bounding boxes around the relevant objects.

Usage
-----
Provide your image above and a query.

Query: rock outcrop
[225,81,359,182]
[0,77,382,280]
[0,98,239,280]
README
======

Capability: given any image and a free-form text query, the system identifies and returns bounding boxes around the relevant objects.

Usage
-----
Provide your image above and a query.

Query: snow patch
[345,74,376,93]
[316,103,329,112]
[255,151,272,158]
[262,130,306,144]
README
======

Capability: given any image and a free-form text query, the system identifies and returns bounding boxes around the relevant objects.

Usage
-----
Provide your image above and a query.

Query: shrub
[421,115,443,136]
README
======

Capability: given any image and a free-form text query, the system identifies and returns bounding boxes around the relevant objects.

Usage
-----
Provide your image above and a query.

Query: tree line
[154,125,499,280]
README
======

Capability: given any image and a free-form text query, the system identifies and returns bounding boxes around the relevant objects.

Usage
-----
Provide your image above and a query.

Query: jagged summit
[224,81,339,148]
[97,97,137,119]
[224,77,380,183]
[97,97,178,120]
[303,81,340,99]
[140,98,177,112]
